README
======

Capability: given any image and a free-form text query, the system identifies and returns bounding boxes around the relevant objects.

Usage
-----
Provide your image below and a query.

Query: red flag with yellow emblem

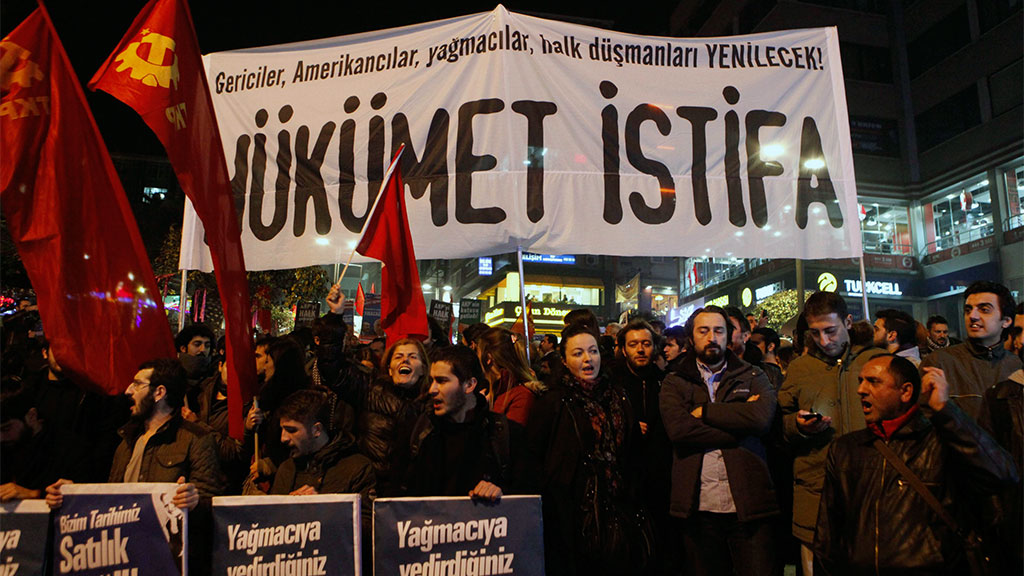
[90,0,255,439]
[1,6,176,395]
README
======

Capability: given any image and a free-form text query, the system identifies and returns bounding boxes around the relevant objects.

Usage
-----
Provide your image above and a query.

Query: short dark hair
[461,323,490,347]
[662,325,688,348]
[684,306,734,346]
[805,291,849,320]
[560,323,600,358]
[752,327,781,352]
[617,319,656,350]
[724,306,751,334]
[563,308,599,333]
[964,281,1016,320]
[267,338,310,386]
[138,358,187,410]
[430,345,487,392]
[278,389,334,432]
[926,315,949,329]
[876,309,917,346]
[874,354,921,405]
[311,313,346,346]
[255,334,278,349]
[175,324,214,350]
[542,333,558,347]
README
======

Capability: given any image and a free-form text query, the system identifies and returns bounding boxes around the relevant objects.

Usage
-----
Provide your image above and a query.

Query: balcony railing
[921,225,994,258]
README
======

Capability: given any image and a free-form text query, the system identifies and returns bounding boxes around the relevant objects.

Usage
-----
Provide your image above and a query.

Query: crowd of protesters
[1,280,1021,576]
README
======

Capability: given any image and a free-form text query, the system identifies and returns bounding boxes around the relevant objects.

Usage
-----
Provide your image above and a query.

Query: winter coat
[659,351,779,521]
[920,340,1022,421]
[270,431,376,527]
[109,415,227,500]
[405,392,510,496]
[522,373,641,576]
[334,373,425,496]
[979,369,1024,570]
[814,403,1018,574]
[778,343,887,543]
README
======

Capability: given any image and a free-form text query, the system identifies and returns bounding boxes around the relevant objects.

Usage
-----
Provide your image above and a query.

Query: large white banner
[181,5,860,271]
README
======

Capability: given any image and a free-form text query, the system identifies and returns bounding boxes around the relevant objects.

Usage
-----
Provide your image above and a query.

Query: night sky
[2,0,675,156]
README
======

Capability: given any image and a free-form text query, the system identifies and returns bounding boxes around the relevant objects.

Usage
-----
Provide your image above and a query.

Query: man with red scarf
[814,355,1017,574]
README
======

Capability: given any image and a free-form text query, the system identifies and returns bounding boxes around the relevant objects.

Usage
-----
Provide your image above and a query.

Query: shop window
[915,85,981,152]
[524,283,601,306]
[1002,158,1024,231]
[907,5,970,78]
[927,175,994,252]
[860,203,912,254]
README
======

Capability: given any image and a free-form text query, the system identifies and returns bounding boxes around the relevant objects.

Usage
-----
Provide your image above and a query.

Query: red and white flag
[90,0,256,438]
[0,6,176,395]
[355,147,429,343]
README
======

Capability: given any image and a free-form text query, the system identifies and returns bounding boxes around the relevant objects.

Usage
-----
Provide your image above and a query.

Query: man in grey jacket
[920,281,1020,421]
[778,291,886,575]
[661,306,778,576]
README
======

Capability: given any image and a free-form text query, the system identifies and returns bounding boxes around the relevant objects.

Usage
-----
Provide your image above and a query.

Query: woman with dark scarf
[523,323,647,576]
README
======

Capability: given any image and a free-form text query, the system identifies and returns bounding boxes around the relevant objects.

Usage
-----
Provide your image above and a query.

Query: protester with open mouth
[523,322,646,576]
[332,337,430,496]
[403,345,509,501]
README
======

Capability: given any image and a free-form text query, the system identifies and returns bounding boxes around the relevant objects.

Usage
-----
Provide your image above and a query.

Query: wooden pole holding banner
[516,247,531,363]
[858,256,870,321]
[335,144,406,286]
[178,269,187,332]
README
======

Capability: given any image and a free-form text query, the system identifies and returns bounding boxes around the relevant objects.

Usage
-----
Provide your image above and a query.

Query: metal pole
[178,269,188,332]
[858,256,870,321]
[795,259,805,314]
[516,247,531,363]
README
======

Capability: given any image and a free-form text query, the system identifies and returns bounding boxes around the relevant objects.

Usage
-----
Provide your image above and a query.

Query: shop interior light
[443,285,452,291]
[422,283,432,290]
[760,143,785,159]
[315,238,329,246]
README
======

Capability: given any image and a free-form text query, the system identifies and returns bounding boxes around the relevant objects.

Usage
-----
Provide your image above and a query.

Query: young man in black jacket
[404,345,509,500]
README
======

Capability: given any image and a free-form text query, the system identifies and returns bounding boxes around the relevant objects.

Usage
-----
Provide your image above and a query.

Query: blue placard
[1,500,51,576]
[54,483,186,576]
[373,496,544,576]
[213,495,361,576]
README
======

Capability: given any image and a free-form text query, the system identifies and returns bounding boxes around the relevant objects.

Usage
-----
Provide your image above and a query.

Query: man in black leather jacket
[814,355,1018,574]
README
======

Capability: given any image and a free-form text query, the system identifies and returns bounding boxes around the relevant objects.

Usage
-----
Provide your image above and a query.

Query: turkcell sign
[521,253,576,265]
[843,279,902,296]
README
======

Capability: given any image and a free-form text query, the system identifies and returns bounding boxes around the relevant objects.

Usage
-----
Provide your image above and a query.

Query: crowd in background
[1,280,1021,576]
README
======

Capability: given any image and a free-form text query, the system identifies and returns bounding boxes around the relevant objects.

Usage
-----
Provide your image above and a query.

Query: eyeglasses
[128,379,150,391]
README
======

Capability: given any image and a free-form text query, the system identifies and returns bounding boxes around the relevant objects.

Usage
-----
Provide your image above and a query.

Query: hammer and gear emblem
[114,29,179,90]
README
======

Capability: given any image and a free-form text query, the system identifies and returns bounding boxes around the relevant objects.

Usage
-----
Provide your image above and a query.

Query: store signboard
[521,253,576,265]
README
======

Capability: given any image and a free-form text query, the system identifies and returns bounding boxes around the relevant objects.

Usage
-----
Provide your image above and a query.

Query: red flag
[90,0,255,439]
[0,6,176,395]
[355,283,366,316]
[356,148,429,342]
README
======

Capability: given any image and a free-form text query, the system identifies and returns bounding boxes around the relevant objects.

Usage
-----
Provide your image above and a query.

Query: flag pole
[335,144,406,285]
[858,255,870,320]
[516,246,531,363]
[178,269,188,332]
